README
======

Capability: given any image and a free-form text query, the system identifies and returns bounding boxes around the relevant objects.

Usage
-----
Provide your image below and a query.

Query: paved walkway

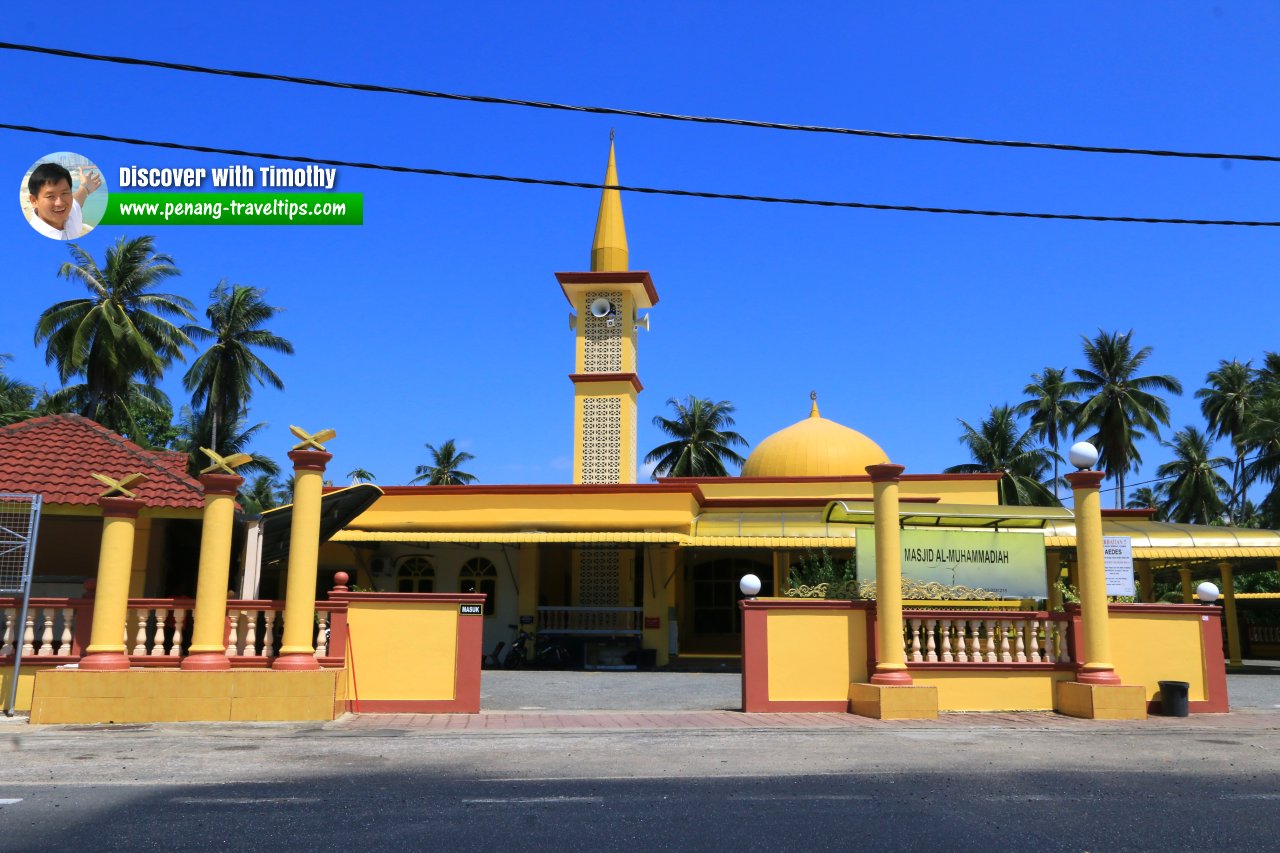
[331,708,1280,733]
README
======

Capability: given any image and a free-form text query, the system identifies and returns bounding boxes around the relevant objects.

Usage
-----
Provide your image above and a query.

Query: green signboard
[856,528,1048,599]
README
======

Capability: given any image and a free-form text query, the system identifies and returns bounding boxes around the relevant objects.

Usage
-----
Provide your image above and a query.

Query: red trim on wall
[1197,610,1230,713]
[741,604,770,712]
[659,473,1004,484]
[699,497,941,508]
[1101,508,1158,519]
[328,592,488,604]
[742,599,871,612]
[454,602,483,713]
[569,373,643,393]
[555,270,659,306]
[906,662,1074,671]
[369,483,705,500]
[1105,603,1211,614]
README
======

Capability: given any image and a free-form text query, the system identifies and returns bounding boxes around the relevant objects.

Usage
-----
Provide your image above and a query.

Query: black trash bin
[1158,680,1190,717]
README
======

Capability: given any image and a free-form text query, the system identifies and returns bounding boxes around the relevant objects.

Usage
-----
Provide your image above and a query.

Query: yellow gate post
[182,465,246,670]
[847,463,938,720]
[1055,455,1146,719]
[274,427,335,671]
[81,474,148,672]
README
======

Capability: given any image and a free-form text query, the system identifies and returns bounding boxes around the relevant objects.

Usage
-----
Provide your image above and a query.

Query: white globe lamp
[1196,581,1220,604]
[1068,441,1100,471]
[739,573,762,599]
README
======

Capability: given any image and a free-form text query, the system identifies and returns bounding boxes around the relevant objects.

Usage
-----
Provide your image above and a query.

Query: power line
[1,40,1276,164]
[4,123,1278,227]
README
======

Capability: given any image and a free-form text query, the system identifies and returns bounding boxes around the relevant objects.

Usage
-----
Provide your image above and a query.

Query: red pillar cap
[866,463,906,483]
[1065,470,1105,489]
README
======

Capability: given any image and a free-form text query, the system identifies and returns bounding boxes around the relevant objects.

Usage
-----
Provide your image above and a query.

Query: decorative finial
[92,472,147,499]
[290,425,337,452]
[200,447,253,475]
[610,128,615,142]
[809,390,820,419]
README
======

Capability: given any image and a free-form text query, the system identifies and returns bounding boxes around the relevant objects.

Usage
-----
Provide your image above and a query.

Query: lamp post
[1065,442,1120,686]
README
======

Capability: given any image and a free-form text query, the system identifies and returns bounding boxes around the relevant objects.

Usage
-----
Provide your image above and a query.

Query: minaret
[556,137,658,484]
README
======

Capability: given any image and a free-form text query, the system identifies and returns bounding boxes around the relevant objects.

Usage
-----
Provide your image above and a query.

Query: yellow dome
[741,395,889,478]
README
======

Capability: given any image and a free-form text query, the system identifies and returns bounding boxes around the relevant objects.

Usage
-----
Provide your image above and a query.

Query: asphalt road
[3,718,1279,851]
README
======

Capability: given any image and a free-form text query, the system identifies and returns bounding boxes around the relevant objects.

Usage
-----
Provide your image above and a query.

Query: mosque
[292,142,1280,669]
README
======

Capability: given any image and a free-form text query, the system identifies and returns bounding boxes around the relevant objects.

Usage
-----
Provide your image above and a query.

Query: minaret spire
[590,133,629,272]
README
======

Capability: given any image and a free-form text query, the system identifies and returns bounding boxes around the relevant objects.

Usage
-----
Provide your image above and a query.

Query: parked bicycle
[502,624,571,669]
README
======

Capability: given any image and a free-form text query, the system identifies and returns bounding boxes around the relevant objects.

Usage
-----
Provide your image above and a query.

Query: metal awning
[1041,517,1280,560]
[261,484,384,565]
[824,501,1074,529]
[330,530,689,544]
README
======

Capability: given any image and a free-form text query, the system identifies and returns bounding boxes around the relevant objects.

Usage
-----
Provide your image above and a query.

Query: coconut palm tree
[1196,359,1257,522]
[239,474,283,514]
[1072,330,1183,507]
[1155,427,1230,525]
[1126,486,1165,521]
[645,396,749,478]
[1244,395,1280,504]
[0,355,38,425]
[183,281,293,450]
[34,236,194,435]
[411,439,477,485]
[346,468,376,484]
[175,406,280,480]
[944,405,1060,506]
[1014,367,1078,500]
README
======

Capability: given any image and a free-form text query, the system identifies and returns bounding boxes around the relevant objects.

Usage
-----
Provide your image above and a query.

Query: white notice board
[1103,536,1135,597]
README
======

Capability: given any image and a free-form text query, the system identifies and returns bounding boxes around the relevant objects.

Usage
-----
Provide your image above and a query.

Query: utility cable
[0,41,1276,164]
[3,123,1277,227]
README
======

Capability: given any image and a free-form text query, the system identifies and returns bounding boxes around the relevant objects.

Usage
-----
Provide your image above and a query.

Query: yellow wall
[766,609,868,701]
[344,600,459,702]
[909,671,1072,711]
[1109,611,1209,701]
[1,663,60,712]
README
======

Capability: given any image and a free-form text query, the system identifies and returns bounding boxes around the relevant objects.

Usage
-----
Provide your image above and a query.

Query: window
[459,557,498,616]
[396,556,435,593]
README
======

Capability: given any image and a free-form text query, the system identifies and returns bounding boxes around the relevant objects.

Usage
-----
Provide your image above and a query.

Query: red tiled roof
[0,414,205,509]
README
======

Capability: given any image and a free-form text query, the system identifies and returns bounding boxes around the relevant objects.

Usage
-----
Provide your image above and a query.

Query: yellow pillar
[273,449,332,671]
[127,517,152,598]
[1137,562,1155,604]
[643,546,673,666]
[773,550,790,594]
[81,496,147,671]
[1066,470,1120,685]
[516,542,539,615]
[1179,567,1194,603]
[1219,562,1242,667]
[182,473,245,670]
[868,463,911,685]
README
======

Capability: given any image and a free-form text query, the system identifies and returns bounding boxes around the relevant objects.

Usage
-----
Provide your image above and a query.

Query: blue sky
[2,3,1277,503]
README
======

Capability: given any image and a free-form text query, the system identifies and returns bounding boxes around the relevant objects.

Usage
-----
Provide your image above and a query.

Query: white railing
[1,604,76,657]
[225,603,283,659]
[903,611,1074,665]
[538,606,643,635]
[126,603,191,657]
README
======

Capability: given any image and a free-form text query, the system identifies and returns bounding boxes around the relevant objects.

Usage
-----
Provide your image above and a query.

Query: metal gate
[1,494,42,716]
